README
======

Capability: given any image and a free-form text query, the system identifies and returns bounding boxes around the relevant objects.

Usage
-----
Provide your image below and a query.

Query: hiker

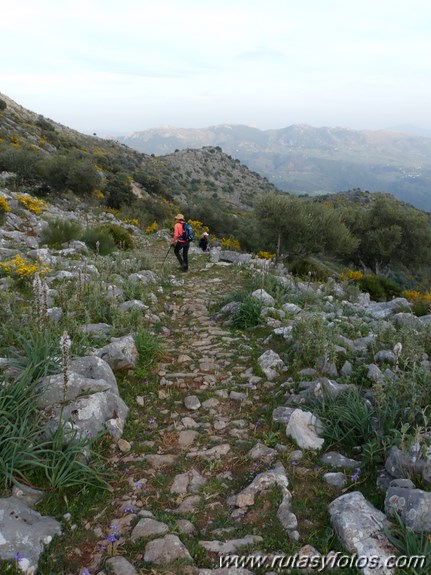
[171,213,190,272]
[198,231,209,251]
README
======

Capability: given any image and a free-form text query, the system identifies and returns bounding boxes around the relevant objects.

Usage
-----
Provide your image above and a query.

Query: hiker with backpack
[171,214,194,272]
[199,231,209,251]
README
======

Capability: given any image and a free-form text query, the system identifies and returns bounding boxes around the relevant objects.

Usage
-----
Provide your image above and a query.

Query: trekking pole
[161,244,173,271]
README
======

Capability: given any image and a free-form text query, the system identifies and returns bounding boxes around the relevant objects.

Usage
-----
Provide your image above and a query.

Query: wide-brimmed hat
[203,232,209,236]
[175,213,185,221]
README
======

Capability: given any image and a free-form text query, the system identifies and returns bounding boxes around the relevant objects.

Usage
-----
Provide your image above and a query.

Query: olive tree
[254,192,357,259]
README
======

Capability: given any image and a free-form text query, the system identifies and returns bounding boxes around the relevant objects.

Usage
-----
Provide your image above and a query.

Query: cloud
[2,0,431,132]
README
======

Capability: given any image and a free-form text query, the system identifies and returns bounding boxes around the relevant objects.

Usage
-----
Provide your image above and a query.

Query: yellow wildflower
[16,194,48,215]
[257,251,276,260]
[145,221,158,234]
[0,196,11,213]
[0,255,50,281]
[220,237,241,251]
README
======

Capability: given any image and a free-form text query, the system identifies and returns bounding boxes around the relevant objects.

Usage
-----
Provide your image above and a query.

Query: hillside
[0,93,278,213]
[139,146,278,209]
[118,124,431,211]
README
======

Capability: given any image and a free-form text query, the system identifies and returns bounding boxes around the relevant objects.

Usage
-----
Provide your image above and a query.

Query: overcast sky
[1,0,430,135]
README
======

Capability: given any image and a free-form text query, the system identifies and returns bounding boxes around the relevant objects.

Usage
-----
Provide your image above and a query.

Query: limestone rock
[143,534,192,565]
[199,535,263,554]
[285,409,324,450]
[94,334,138,371]
[131,518,169,541]
[385,483,431,532]
[104,556,138,574]
[0,496,61,572]
[257,349,285,381]
[329,491,396,575]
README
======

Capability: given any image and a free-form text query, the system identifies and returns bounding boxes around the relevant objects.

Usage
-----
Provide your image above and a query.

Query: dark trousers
[174,241,190,269]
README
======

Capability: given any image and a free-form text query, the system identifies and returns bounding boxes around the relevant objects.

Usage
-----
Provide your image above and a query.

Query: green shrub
[104,172,134,209]
[411,300,430,317]
[232,296,263,328]
[36,153,101,196]
[102,223,134,249]
[0,99,6,112]
[0,374,106,490]
[359,274,402,301]
[40,218,83,248]
[0,376,41,486]
[385,512,431,575]
[315,387,374,451]
[81,226,116,255]
[289,258,331,281]
[135,328,164,371]
[36,424,107,490]
[7,328,62,384]
[290,313,338,370]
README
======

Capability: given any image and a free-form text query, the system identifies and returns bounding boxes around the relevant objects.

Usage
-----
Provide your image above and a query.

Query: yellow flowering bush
[257,251,276,260]
[124,218,139,226]
[145,221,158,234]
[340,269,363,281]
[16,194,48,215]
[9,135,23,149]
[403,289,431,305]
[188,219,209,237]
[93,189,105,200]
[403,289,431,316]
[105,207,120,217]
[0,196,11,213]
[0,255,50,281]
[220,237,241,251]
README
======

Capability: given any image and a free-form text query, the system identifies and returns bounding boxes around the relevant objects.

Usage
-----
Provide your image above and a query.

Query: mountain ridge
[117,124,431,211]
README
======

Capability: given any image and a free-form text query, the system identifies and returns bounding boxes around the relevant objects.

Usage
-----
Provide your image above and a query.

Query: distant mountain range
[117,125,431,211]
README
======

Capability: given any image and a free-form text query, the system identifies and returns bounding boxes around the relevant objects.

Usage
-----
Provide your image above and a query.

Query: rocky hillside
[1,182,430,574]
[118,124,431,211]
[0,93,278,213]
[139,146,278,209]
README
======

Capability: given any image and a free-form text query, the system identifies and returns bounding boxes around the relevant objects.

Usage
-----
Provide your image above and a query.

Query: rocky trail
[51,248,320,575]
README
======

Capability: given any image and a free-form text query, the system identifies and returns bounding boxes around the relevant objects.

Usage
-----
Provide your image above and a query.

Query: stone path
[87,254,297,574]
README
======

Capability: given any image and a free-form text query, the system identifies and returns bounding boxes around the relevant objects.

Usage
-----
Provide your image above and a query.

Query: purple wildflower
[351,467,361,482]
[82,569,91,575]
[148,417,157,424]
[134,481,143,489]
[123,506,134,514]
[291,460,298,466]
[106,534,117,543]
[15,553,24,561]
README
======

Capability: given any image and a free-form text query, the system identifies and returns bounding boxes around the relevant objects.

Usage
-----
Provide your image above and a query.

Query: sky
[1,0,431,135]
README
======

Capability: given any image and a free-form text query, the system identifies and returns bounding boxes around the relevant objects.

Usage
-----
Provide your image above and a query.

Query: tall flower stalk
[32,272,50,328]
[60,331,72,408]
